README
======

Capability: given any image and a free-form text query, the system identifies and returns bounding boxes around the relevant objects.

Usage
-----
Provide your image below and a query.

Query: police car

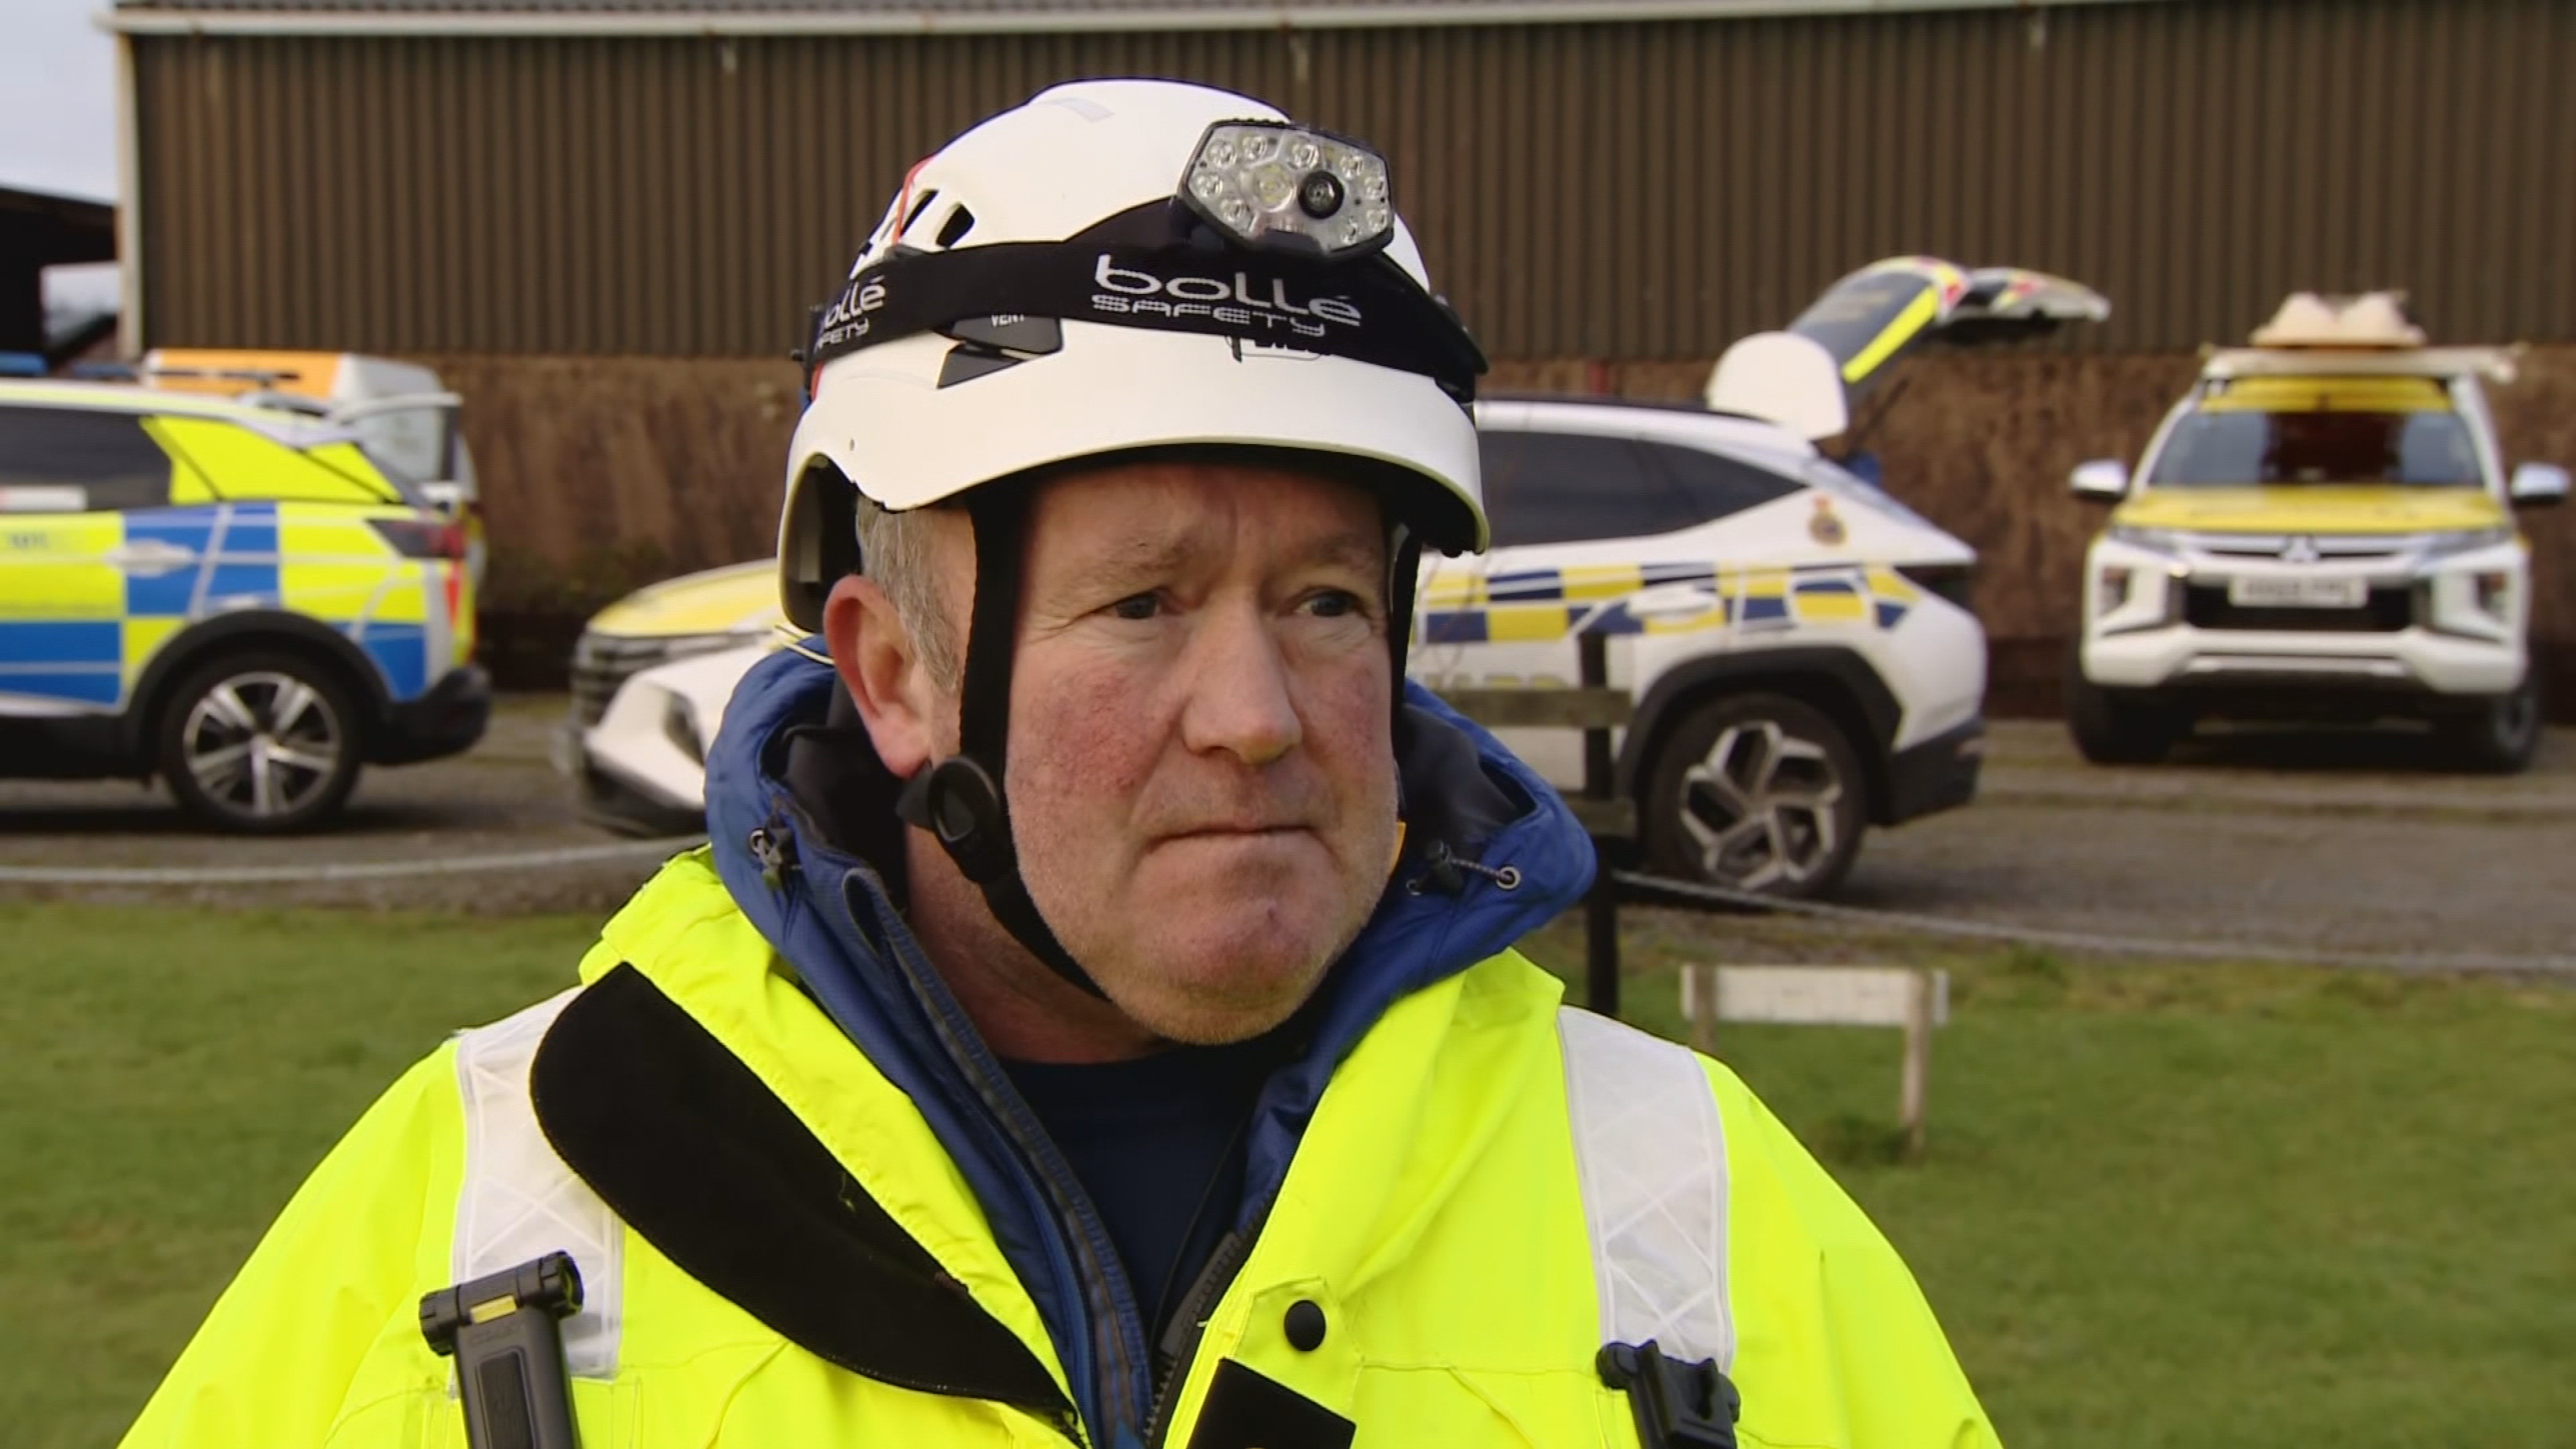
[109,349,488,590]
[2068,292,2568,771]
[553,559,784,837]
[564,258,2104,898]
[0,380,489,831]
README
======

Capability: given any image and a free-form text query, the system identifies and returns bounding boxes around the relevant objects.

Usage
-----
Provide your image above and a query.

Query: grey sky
[0,0,117,202]
[1,0,121,315]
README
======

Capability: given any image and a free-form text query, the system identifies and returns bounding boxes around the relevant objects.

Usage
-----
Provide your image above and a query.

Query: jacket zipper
[843,871,1157,1444]
[1140,1208,1269,1449]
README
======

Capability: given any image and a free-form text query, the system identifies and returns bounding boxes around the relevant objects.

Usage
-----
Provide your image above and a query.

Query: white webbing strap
[451,987,625,1380]
[1557,1006,1735,1372]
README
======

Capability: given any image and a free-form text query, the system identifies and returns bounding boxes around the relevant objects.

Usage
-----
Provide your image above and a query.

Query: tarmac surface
[4,697,2572,965]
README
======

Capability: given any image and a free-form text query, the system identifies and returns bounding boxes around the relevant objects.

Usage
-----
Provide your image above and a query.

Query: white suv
[2068,292,2569,771]
[1409,396,1986,898]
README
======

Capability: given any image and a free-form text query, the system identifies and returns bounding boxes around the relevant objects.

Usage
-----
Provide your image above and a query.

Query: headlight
[2106,524,2185,553]
[2475,571,2514,617]
[1894,561,1974,610]
[660,692,706,767]
[659,629,766,665]
[2096,566,2134,616]
[2424,525,2517,557]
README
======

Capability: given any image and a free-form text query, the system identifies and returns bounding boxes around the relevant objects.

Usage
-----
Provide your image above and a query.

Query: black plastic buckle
[895,754,1016,885]
[421,1252,586,1449]
[1599,1339,1741,1449]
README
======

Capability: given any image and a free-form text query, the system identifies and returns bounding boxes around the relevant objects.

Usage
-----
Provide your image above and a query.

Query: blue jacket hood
[696,644,1593,1442]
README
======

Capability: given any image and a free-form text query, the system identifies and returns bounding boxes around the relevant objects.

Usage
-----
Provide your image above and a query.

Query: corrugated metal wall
[136,0,2576,360]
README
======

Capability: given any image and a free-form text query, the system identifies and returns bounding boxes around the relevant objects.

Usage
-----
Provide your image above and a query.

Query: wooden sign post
[1682,963,1949,1161]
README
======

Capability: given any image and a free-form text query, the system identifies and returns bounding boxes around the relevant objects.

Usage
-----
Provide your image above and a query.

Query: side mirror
[2510,462,2569,507]
[2070,459,2131,502]
[417,480,468,519]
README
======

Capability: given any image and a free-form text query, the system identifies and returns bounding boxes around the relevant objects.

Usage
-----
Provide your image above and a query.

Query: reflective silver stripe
[1557,1005,1734,1372]
[452,987,625,1380]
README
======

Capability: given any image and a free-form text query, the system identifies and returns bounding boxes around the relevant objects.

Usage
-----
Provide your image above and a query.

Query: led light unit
[1181,120,1394,259]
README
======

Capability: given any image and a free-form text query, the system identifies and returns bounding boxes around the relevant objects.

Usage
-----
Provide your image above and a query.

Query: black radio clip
[421,1251,586,1449]
[1599,1338,1741,1449]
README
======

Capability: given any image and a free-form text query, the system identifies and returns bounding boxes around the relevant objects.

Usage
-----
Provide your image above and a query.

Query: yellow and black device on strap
[420,1252,584,1449]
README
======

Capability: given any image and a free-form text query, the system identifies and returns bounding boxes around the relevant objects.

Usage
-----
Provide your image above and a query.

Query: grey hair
[852,494,961,690]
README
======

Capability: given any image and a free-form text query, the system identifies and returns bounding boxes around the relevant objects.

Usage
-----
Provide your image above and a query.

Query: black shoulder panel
[528,963,1073,1419]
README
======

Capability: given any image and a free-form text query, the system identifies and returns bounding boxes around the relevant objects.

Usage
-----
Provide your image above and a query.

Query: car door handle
[1626,585,1725,619]
[106,540,199,576]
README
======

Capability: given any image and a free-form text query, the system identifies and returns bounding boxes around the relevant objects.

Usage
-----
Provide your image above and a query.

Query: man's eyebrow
[1058,527,1386,590]
[1063,531,1199,590]
[1293,528,1391,578]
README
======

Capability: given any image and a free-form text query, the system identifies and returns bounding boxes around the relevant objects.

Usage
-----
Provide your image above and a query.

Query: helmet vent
[935,205,978,249]
[899,188,943,237]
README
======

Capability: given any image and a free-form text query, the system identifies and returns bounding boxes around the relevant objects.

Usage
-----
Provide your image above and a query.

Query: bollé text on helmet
[814,278,890,350]
[1091,254,1362,339]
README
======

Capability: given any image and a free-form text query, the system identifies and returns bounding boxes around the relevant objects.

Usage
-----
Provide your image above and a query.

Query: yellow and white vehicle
[0,380,488,830]
[2069,292,2567,770]
[551,559,784,836]
[132,349,487,589]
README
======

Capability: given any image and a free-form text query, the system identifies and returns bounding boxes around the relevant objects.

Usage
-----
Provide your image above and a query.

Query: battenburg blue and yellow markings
[1,500,445,710]
[1421,559,1927,642]
[1416,561,1923,645]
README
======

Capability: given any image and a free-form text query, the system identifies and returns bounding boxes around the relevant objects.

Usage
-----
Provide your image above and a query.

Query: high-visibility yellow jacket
[119,658,1999,1449]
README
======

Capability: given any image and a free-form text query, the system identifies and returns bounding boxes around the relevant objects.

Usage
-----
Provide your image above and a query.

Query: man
[121,80,2000,1448]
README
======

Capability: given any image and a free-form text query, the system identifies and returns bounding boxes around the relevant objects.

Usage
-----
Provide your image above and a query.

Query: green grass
[9,901,2575,1448]
[0,903,598,1449]
[1523,913,2576,1448]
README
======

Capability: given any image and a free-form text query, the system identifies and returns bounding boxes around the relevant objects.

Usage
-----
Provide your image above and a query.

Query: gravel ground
[4,699,2571,965]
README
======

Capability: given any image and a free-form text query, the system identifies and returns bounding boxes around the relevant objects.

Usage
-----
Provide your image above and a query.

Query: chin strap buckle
[894,754,1015,883]
[1599,1340,1740,1449]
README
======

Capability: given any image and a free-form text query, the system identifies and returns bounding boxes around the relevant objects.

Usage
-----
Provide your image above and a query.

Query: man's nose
[1177,607,1303,767]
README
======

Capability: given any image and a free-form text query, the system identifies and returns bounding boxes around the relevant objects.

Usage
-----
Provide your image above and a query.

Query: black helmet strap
[893,482,1108,1000]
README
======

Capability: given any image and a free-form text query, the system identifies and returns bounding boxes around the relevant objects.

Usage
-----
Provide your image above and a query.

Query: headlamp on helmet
[1181,121,1394,260]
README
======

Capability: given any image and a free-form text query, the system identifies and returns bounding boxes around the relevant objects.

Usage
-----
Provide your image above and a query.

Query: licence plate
[2226,576,2368,609]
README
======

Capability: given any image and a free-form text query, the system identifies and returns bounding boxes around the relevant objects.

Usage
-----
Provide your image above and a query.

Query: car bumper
[371,665,492,765]
[2083,626,2525,700]
[553,720,708,838]
[1883,715,1985,824]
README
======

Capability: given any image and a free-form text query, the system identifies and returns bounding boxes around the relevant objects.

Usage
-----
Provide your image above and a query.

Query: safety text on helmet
[1090,255,1360,339]
[814,278,889,352]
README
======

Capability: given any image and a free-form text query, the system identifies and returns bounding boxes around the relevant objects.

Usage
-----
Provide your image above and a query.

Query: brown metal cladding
[136,0,2576,360]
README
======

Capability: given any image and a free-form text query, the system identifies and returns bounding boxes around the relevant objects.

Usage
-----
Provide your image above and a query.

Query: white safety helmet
[775,77,1489,633]
[775,78,1491,998]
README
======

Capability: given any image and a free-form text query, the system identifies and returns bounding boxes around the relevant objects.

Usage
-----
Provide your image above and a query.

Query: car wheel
[1644,692,1868,901]
[158,652,363,833]
[2438,672,2541,775]
[2064,650,2183,765]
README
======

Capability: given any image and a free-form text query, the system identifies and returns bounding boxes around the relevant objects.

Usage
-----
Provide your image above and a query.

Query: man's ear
[824,575,941,777]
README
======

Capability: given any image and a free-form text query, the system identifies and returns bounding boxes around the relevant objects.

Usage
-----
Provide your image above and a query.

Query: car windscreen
[260,417,429,505]
[2146,407,2482,488]
[341,408,455,487]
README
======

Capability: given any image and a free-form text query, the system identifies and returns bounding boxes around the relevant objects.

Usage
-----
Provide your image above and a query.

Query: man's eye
[1304,590,1366,619]
[1110,594,1161,621]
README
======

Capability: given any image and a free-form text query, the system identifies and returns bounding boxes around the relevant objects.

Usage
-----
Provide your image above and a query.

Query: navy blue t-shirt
[1004,1040,1279,1339]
